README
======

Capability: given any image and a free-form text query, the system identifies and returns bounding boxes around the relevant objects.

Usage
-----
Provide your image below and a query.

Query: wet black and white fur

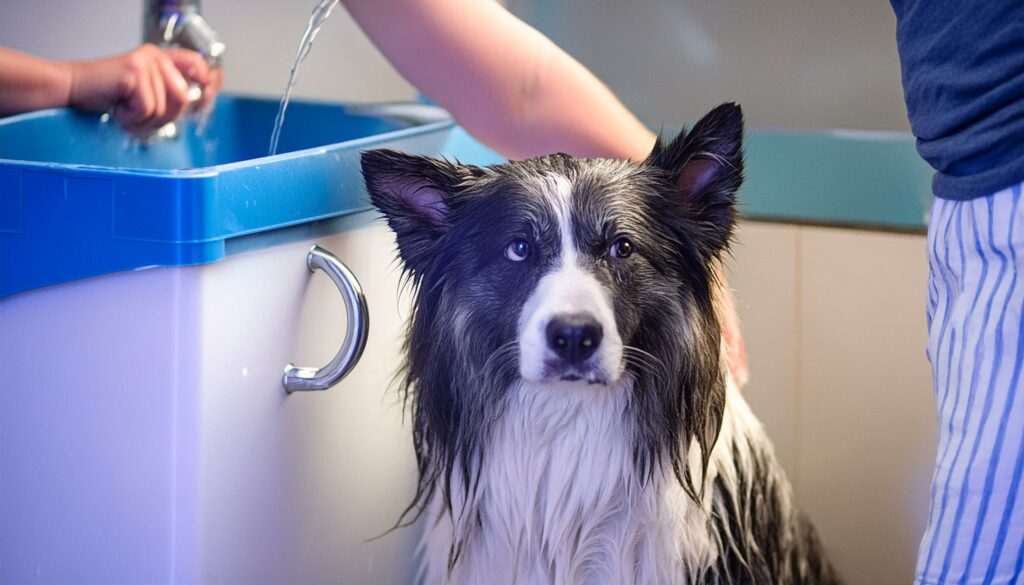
[363,104,840,585]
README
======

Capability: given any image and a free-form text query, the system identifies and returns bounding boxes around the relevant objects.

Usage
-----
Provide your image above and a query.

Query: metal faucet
[142,0,224,138]
[143,0,225,65]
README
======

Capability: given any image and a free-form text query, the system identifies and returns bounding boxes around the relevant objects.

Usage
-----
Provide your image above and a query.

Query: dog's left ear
[362,149,485,275]
[646,102,744,260]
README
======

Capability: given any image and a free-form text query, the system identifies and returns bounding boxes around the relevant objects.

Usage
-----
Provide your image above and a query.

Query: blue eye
[505,238,530,261]
[609,236,634,259]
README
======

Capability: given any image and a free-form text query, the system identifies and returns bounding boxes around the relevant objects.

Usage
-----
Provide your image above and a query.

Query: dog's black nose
[546,314,603,364]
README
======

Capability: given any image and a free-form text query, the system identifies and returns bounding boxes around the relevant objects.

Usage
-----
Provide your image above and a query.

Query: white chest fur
[418,380,722,585]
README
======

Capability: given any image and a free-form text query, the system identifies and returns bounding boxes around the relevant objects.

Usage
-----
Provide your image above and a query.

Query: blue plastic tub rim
[0,95,458,299]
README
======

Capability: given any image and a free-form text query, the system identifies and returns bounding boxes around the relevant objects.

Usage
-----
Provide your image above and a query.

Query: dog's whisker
[622,346,670,388]
[479,341,519,380]
[622,345,665,368]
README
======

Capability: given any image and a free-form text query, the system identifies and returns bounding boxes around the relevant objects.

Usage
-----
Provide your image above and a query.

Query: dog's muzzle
[518,262,622,386]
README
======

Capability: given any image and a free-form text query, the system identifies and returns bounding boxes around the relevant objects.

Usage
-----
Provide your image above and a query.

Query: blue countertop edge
[448,126,934,232]
[739,129,932,232]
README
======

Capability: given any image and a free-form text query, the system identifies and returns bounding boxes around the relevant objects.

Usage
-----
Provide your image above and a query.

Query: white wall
[508,0,910,132]
[0,0,416,103]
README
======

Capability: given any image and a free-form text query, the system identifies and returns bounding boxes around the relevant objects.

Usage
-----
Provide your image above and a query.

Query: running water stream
[268,0,342,156]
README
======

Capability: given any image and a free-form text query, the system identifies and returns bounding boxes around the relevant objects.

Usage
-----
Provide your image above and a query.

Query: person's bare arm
[0,48,73,115]
[343,0,655,161]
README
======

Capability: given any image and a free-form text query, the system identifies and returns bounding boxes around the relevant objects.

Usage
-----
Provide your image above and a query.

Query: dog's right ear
[645,103,744,261]
[361,149,483,274]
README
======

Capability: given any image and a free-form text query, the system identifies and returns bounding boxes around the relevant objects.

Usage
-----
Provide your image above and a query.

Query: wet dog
[363,103,840,585]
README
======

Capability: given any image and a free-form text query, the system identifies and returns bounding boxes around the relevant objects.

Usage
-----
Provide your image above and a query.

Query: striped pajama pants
[918,183,1024,585]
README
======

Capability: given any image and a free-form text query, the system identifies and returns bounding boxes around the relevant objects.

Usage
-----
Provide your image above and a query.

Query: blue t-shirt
[890,0,1024,200]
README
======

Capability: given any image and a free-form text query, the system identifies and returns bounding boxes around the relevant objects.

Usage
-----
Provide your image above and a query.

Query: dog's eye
[609,236,634,259]
[505,238,531,262]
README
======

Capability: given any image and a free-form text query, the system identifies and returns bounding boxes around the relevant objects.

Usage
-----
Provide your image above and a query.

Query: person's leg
[918,184,1024,585]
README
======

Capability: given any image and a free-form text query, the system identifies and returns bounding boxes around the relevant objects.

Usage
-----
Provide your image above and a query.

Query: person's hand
[64,44,221,135]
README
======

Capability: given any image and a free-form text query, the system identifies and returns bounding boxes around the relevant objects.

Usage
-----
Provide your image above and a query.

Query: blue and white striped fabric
[919,182,1024,585]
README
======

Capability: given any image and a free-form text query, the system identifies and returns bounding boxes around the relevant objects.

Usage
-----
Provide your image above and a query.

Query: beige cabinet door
[729,221,936,585]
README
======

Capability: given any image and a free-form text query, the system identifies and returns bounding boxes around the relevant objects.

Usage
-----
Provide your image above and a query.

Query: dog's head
[363,103,743,505]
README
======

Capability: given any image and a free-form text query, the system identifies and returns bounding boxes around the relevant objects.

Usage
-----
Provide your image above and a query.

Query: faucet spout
[144,0,225,65]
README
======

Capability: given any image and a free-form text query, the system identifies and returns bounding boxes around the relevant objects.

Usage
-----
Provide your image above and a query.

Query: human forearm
[0,48,73,116]
[343,0,655,161]
[507,39,657,161]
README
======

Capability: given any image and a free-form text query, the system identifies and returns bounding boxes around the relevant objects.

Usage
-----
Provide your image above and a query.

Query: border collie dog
[362,104,840,585]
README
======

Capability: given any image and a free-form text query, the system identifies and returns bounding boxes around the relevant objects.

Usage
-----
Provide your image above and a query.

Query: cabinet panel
[727,221,802,476]
[797,227,934,585]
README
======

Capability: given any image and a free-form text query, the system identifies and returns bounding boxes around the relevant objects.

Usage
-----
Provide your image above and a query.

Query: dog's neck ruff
[418,378,729,585]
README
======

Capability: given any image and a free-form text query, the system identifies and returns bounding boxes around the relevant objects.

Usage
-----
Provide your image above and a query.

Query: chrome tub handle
[283,245,369,393]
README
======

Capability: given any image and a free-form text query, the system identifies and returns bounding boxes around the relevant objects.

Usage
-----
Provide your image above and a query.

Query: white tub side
[0,267,204,584]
